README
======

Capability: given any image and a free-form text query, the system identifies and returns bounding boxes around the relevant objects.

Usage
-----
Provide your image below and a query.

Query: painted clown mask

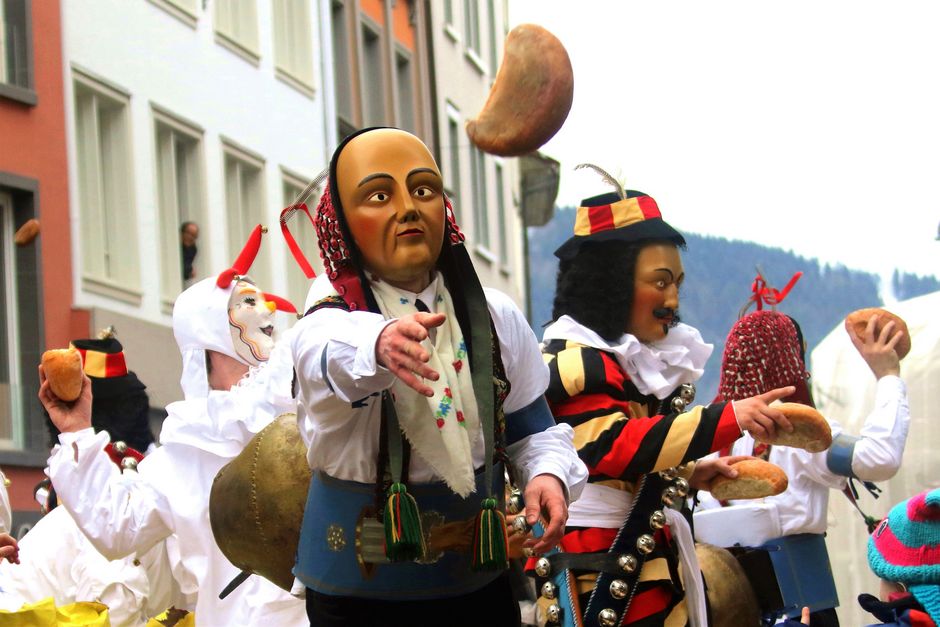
[228,280,275,365]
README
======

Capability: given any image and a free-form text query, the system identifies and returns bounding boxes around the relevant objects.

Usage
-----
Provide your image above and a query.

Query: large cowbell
[209,413,313,591]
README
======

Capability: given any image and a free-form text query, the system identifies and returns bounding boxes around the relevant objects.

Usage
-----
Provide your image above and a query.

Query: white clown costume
[45,227,307,626]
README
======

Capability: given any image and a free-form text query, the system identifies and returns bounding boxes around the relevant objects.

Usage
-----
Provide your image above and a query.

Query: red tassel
[217,225,265,288]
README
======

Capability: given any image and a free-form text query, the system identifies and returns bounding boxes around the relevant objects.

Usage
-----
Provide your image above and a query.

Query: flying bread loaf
[465,23,573,156]
[755,402,833,453]
[845,307,911,359]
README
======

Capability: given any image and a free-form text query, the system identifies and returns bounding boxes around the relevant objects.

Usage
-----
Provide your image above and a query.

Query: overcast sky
[508,1,940,284]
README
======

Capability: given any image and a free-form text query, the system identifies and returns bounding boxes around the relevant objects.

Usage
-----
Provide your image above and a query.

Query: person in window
[180,221,199,283]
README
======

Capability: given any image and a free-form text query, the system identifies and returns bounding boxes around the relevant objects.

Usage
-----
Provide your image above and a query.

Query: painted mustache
[653,308,681,328]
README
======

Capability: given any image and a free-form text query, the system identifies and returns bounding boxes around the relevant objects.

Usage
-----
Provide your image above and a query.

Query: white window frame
[73,68,141,303]
[445,102,462,222]
[494,160,510,274]
[0,192,22,449]
[443,0,459,42]
[147,0,199,28]
[463,0,484,73]
[281,168,322,310]
[221,139,269,289]
[359,16,385,128]
[394,46,415,133]
[469,144,491,253]
[214,0,260,64]
[0,2,7,85]
[273,0,316,94]
[153,106,206,312]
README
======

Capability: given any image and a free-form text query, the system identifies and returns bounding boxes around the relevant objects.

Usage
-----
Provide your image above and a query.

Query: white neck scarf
[542,315,713,399]
[370,275,480,497]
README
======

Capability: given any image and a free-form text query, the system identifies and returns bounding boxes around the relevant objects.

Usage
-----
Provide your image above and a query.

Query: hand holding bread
[754,402,832,453]
[845,308,907,377]
[732,386,796,442]
[709,459,789,501]
[38,352,93,433]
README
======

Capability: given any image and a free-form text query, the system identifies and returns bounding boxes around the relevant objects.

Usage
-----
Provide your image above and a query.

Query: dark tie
[414,298,430,313]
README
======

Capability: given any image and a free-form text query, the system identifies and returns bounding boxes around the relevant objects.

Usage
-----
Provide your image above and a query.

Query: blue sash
[294,465,504,600]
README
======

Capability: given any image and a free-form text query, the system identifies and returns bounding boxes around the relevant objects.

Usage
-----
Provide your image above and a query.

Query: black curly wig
[552,238,684,341]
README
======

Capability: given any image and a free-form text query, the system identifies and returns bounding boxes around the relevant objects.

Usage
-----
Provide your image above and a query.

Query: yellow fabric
[651,405,703,472]
[0,598,110,626]
[145,609,195,627]
[78,347,107,378]
[572,197,645,236]
[572,413,626,450]
[556,348,586,398]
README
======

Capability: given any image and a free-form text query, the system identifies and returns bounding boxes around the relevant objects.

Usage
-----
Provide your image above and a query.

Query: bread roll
[845,307,911,359]
[709,459,788,500]
[41,348,83,401]
[465,24,573,156]
[13,219,40,246]
[757,402,832,453]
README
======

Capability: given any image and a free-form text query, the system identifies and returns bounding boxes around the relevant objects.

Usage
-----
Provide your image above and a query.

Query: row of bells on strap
[537,469,690,626]
[112,441,139,472]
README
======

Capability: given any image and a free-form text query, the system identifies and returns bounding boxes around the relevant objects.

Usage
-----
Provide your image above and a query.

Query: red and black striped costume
[542,339,742,626]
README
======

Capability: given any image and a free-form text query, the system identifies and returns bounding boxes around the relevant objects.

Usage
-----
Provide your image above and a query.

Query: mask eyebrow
[238,288,258,295]
[654,268,675,280]
[357,172,393,187]
[406,167,440,181]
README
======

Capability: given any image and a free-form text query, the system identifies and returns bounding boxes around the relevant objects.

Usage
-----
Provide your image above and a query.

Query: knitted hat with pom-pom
[868,488,940,623]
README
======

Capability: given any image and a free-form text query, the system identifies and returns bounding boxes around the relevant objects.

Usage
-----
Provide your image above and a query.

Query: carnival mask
[628,243,684,343]
[336,129,446,293]
[228,280,275,365]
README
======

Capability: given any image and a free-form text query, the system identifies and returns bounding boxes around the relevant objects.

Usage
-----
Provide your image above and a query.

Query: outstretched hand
[689,455,754,491]
[733,386,796,441]
[522,473,568,555]
[846,313,901,379]
[376,312,446,397]
[38,364,93,433]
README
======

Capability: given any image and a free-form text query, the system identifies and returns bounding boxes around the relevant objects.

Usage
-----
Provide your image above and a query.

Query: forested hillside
[527,207,938,401]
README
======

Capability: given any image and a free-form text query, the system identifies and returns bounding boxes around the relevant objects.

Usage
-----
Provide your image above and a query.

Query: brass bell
[659,467,679,481]
[637,534,656,555]
[598,608,619,627]
[113,441,128,454]
[121,456,138,471]
[649,510,667,530]
[541,581,557,600]
[674,478,690,498]
[511,516,531,535]
[507,488,524,515]
[534,557,552,577]
[617,553,638,573]
[662,486,678,506]
[609,579,629,600]
[680,383,696,402]
[546,603,562,624]
[522,547,535,558]
[671,396,686,412]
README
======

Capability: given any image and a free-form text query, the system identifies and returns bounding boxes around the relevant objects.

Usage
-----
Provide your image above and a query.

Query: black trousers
[808,607,839,627]
[305,573,521,627]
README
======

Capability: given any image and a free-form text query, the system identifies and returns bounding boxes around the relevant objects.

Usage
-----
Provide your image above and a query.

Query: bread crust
[756,402,832,453]
[710,459,788,500]
[465,24,573,156]
[41,348,83,402]
[845,307,911,359]
[13,219,40,246]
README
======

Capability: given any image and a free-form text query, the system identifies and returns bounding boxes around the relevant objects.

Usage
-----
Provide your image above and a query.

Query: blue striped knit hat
[868,488,940,623]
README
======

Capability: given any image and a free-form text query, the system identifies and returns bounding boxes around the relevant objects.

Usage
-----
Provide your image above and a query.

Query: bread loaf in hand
[845,307,910,359]
[41,348,83,402]
[755,402,832,453]
[709,459,788,500]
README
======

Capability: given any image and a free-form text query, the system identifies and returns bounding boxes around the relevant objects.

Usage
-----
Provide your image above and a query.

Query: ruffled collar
[542,315,712,399]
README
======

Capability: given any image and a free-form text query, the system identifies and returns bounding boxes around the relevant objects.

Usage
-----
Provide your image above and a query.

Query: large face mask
[228,280,275,365]
[336,129,446,293]
[628,243,684,343]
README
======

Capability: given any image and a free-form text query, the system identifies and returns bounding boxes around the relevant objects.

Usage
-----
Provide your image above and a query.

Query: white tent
[810,290,940,625]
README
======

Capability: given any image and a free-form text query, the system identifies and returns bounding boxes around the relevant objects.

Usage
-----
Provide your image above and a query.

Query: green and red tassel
[471,497,509,571]
[383,482,426,561]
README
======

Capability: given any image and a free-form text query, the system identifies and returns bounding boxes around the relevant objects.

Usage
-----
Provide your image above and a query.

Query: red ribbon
[750,271,803,310]
[280,203,318,279]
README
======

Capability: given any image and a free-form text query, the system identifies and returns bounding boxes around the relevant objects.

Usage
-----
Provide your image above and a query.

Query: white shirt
[694,375,910,545]
[0,505,176,627]
[46,344,308,627]
[292,284,587,497]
